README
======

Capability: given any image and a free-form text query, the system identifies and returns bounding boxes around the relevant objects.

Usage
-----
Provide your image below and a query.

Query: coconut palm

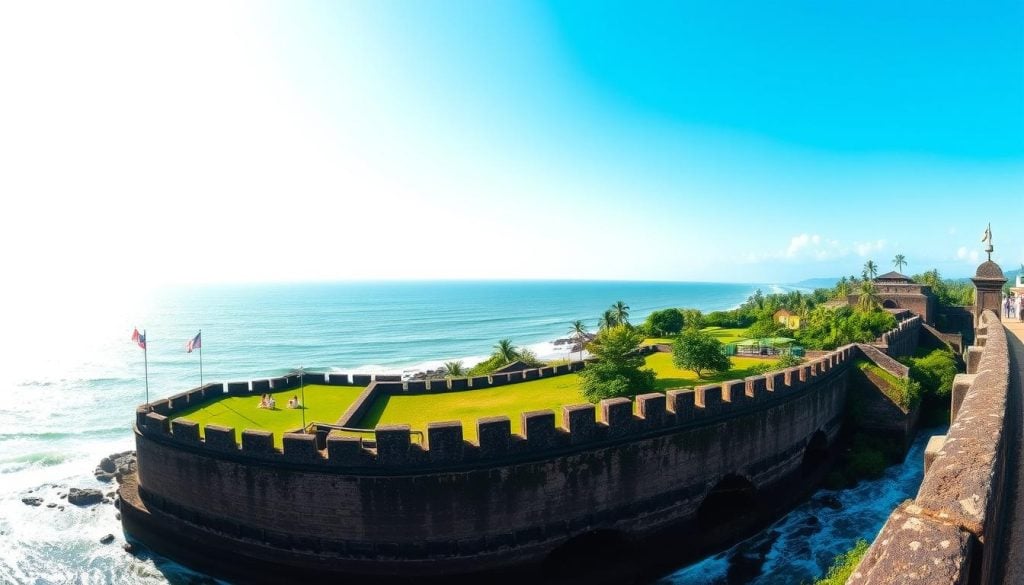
[598,309,617,330]
[863,260,879,280]
[857,278,880,312]
[443,360,464,377]
[611,300,630,326]
[893,254,907,273]
[568,320,589,363]
[493,339,519,365]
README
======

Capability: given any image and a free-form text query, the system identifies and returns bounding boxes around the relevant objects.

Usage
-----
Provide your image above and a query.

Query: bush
[643,308,685,337]
[751,353,804,375]
[815,540,869,585]
[902,348,958,399]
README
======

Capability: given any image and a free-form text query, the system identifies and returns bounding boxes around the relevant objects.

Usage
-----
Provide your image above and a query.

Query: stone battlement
[137,346,857,470]
[850,310,1012,584]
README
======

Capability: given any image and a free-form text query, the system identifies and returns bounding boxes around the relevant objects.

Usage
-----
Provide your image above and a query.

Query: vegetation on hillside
[814,540,869,585]
[468,338,543,375]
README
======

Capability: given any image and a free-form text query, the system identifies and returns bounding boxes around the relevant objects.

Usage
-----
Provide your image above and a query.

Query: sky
[1,1,1022,294]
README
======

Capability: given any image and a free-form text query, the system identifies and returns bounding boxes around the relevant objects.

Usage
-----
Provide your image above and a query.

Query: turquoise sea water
[0,280,922,584]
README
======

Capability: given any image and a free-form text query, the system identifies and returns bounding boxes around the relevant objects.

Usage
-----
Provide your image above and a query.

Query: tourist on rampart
[259,394,270,409]
[288,396,301,409]
[1017,295,1023,322]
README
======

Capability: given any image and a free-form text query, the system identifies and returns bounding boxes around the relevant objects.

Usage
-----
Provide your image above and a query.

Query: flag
[185,331,201,353]
[131,328,146,350]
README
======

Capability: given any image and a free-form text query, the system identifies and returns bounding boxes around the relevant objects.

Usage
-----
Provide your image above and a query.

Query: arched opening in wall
[882,299,898,309]
[543,530,633,582]
[801,430,829,473]
[696,474,758,530]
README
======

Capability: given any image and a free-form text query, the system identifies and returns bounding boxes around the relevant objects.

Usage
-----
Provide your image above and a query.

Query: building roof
[975,260,1006,280]
[773,309,794,317]
[875,271,911,283]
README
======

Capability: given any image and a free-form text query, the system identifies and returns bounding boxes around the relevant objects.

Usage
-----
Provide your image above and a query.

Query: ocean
[2,278,916,585]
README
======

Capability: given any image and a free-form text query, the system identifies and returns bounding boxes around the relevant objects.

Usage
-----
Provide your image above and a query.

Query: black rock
[21,497,43,507]
[123,542,135,554]
[115,512,121,521]
[95,472,115,483]
[818,495,843,510]
[99,534,115,545]
[58,506,64,511]
[46,503,57,509]
[68,488,103,506]
[99,457,116,473]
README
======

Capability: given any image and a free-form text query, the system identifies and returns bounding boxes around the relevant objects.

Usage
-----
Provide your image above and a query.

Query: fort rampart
[121,344,861,583]
[850,309,1012,584]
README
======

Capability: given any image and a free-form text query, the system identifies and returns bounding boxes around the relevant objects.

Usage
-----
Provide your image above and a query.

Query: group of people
[1003,295,1024,322]
[257,394,302,409]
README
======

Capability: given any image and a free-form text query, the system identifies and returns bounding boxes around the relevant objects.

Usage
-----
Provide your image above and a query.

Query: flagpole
[199,329,203,387]
[144,329,150,409]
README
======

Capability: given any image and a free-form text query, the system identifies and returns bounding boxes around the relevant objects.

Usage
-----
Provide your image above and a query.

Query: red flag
[131,328,147,350]
[185,331,201,353]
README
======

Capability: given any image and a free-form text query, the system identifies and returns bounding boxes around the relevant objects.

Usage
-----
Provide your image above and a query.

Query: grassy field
[358,374,587,442]
[645,352,767,391]
[643,326,750,347]
[357,350,771,441]
[171,384,365,447]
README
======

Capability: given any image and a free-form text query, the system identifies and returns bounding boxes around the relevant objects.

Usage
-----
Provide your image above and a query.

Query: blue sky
[1,1,1022,289]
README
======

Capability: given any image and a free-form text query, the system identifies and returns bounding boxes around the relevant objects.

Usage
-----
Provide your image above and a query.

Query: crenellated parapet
[850,309,1012,584]
[136,346,857,469]
[876,314,922,357]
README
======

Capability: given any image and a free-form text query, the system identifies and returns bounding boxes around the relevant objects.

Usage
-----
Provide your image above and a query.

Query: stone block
[799,365,812,382]
[171,418,200,442]
[427,379,448,392]
[145,412,169,434]
[226,381,250,395]
[569,361,585,372]
[782,367,801,389]
[327,373,350,386]
[636,393,666,427]
[167,393,188,410]
[185,388,205,405]
[950,374,977,423]
[563,404,597,444]
[507,371,524,383]
[204,425,237,450]
[201,383,224,400]
[282,433,319,461]
[375,374,401,382]
[150,399,171,416]
[251,379,271,393]
[523,369,539,380]
[765,372,785,392]
[406,380,427,393]
[302,372,326,385]
[924,434,946,474]
[553,364,568,375]
[538,367,555,377]
[721,380,746,405]
[694,385,723,414]
[351,374,372,387]
[375,425,412,466]
[241,429,275,453]
[477,416,511,458]
[449,378,468,390]
[490,373,509,386]
[522,411,557,449]
[326,436,366,465]
[667,389,695,423]
[601,397,634,437]
[427,421,465,462]
[135,407,148,429]
[966,346,983,374]
[268,376,288,390]
[745,376,767,402]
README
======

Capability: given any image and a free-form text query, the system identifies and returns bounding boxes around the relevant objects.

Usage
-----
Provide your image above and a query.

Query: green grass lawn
[643,326,750,347]
[357,351,769,441]
[644,352,767,391]
[171,384,365,447]
[358,374,587,442]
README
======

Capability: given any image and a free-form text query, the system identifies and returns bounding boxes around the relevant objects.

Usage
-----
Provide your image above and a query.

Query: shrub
[579,326,656,402]
[902,348,958,398]
[672,328,731,378]
[815,540,869,585]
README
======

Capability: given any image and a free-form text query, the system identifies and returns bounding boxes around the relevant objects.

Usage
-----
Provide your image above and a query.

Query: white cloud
[854,239,886,257]
[956,246,980,263]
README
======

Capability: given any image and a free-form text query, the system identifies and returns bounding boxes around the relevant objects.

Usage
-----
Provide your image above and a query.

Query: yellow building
[774,309,801,330]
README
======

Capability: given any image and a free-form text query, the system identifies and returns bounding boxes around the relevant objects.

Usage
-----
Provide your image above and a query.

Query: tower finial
[981,222,994,261]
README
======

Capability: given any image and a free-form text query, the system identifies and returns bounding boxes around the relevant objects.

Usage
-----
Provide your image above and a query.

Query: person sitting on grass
[258,394,270,409]
[288,395,301,409]
[267,395,276,409]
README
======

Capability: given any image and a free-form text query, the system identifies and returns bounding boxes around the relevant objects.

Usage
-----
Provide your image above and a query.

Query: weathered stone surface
[68,488,103,506]
[99,534,115,545]
[21,497,43,507]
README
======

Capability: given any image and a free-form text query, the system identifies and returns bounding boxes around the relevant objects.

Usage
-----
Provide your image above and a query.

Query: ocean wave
[0,427,126,442]
[0,451,69,474]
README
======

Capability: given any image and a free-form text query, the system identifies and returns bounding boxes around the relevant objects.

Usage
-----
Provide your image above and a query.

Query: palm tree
[598,309,617,330]
[863,260,879,281]
[493,339,519,365]
[611,300,630,326]
[568,320,589,363]
[857,279,880,312]
[893,254,907,274]
[443,360,464,377]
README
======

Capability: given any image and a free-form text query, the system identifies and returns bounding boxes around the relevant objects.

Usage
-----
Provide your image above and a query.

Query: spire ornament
[981,223,994,261]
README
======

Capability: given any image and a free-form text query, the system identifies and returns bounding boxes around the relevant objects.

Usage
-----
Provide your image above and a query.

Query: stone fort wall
[127,345,860,580]
[850,310,1012,584]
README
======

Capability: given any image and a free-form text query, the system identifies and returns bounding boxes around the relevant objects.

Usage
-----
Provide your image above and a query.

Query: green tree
[863,260,879,280]
[672,328,732,379]
[857,279,880,312]
[893,254,907,273]
[443,360,464,377]
[643,308,684,337]
[680,308,704,329]
[568,320,590,363]
[598,309,617,330]
[493,339,519,365]
[611,300,630,326]
[579,326,655,402]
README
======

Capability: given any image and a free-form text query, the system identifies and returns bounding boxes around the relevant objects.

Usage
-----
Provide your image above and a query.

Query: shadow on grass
[652,364,764,392]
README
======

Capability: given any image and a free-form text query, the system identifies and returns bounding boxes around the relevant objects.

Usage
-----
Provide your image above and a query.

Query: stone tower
[971,260,1006,324]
